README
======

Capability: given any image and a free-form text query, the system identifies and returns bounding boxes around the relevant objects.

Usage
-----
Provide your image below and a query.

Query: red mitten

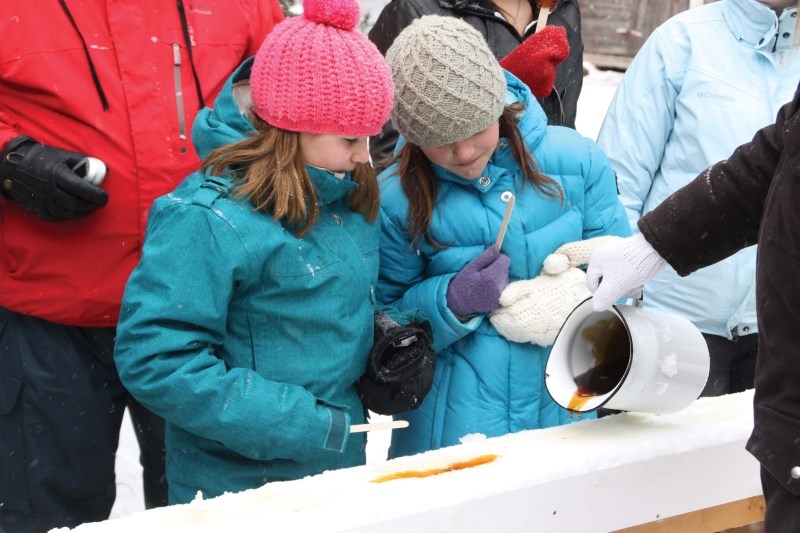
[499,25,569,98]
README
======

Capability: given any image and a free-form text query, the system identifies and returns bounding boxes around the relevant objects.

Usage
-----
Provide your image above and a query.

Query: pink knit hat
[250,0,394,137]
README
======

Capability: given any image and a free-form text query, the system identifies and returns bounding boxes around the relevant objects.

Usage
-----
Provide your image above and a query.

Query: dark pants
[700,332,758,397]
[0,308,167,533]
[762,465,800,531]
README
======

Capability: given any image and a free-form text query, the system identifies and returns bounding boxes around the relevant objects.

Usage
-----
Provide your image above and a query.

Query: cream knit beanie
[385,16,507,147]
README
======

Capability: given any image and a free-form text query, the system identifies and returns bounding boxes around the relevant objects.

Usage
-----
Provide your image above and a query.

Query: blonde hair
[201,115,379,237]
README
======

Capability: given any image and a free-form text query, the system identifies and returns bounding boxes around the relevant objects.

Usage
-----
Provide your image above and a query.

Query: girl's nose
[352,138,369,164]
[453,141,475,162]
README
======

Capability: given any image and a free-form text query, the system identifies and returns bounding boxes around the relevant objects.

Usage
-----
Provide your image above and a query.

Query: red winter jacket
[0,0,283,327]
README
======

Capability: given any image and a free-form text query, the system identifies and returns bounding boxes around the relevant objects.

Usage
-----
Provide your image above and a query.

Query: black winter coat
[638,86,800,505]
[367,0,583,166]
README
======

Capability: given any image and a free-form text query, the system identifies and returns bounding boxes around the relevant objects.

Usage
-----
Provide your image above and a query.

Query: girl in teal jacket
[114,0,395,503]
[377,16,630,458]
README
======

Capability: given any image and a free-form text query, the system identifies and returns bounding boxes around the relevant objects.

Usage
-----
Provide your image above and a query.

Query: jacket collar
[724,0,798,52]
[305,164,358,206]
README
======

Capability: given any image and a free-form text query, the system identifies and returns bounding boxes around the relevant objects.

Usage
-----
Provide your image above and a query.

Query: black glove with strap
[356,311,435,416]
[0,136,108,221]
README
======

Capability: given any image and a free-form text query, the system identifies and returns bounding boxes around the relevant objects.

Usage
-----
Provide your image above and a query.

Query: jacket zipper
[172,43,187,140]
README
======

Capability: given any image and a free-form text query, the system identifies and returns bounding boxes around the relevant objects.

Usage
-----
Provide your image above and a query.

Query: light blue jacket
[114,60,375,503]
[377,72,631,458]
[597,0,800,338]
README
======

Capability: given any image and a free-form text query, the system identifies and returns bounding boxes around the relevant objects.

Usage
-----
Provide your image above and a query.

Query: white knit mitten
[586,233,668,312]
[488,237,623,346]
[489,265,590,346]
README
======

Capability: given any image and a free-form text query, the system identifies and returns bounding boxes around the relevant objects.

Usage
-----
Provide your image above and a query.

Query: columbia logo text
[697,91,734,103]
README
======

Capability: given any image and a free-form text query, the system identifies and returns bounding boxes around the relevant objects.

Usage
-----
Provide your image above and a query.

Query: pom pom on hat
[303,0,360,30]
[386,16,506,147]
[250,0,394,137]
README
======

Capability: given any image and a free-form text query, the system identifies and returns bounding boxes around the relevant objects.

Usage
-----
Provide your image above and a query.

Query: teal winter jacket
[377,71,631,458]
[114,60,375,502]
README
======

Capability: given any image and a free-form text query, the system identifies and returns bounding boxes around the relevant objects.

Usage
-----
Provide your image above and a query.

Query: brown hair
[201,115,379,237]
[393,102,562,248]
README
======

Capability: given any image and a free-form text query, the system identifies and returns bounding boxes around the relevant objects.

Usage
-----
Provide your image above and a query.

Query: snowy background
[108,60,625,520]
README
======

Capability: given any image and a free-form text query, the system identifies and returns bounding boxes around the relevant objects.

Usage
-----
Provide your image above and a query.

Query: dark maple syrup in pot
[567,317,631,410]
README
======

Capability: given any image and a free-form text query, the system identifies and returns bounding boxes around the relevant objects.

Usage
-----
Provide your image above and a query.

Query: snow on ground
[109,63,624,520]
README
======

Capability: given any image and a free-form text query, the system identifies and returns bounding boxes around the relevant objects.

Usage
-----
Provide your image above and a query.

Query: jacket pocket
[762,158,800,259]
[0,373,22,416]
[431,355,454,451]
[266,243,340,278]
[747,405,800,496]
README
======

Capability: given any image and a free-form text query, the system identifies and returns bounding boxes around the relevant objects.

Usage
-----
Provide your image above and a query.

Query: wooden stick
[495,194,516,249]
[350,420,410,433]
[535,0,556,34]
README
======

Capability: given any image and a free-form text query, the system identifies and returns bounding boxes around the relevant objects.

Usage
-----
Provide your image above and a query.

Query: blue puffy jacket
[377,71,631,457]
[597,0,800,338]
[114,60,376,502]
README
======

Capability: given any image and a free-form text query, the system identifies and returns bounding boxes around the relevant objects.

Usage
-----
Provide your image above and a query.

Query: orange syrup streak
[370,454,499,483]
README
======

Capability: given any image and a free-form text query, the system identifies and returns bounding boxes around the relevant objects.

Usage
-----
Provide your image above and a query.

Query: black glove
[0,136,108,221]
[356,311,435,416]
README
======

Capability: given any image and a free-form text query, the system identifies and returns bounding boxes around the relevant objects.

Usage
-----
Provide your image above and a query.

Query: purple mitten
[446,245,511,317]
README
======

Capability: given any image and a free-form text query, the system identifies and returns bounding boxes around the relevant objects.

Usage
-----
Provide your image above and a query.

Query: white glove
[585,233,668,312]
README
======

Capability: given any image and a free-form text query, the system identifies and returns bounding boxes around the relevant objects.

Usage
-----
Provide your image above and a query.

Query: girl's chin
[453,162,488,180]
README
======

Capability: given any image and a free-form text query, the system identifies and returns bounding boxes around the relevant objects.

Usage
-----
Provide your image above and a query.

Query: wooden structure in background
[616,496,765,532]
[582,0,718,70]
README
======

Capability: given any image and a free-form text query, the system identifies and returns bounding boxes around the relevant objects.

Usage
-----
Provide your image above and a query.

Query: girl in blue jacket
[113,0,397,503]
[377,16,631,458]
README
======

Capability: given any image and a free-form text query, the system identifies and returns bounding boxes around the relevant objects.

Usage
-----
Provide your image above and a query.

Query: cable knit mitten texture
[489,236,625,346]
[552,235,624,267]
[490,267,590,346]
